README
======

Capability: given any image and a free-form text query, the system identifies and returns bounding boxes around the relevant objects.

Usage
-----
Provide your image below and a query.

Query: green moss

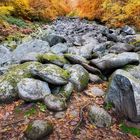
[120,123,140,137]
[129,40,140,47]
[104,102,113,110]
[37,53,69,66]
[0,62,42,96]
[37,102,47,112]
[41,64,70,80]
[24,108,37,118]
[26,123,33,133]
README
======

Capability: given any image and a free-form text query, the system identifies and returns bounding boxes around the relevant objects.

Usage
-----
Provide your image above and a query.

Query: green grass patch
[3,16,27,28]
[120,123,140,137]
[104,102,113,110]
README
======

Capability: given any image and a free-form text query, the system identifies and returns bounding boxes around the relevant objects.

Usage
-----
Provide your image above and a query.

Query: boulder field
[0,17,140,139]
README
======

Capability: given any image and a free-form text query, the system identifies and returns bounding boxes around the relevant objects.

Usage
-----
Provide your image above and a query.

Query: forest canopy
[0,0,140,29]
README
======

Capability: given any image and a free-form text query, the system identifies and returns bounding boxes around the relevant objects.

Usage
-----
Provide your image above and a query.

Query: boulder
[37,53,69,67]
[0,62,42,103]
[66,64,89,91]
[109,43,134,53]
[31,64,70,85]
[51,43,68,54]
[106,69,140,122]
[64,54,89,65]
[0,45,12,66]
[42,34,66,46]
[44,94,67,111]
[88,105,112,127]
[91,52,139,73]
[12,39,50,62]
[17,78,51,101]
[25,120,53,140]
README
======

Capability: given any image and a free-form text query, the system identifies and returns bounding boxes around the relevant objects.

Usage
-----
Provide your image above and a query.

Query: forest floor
[0,82,139,140]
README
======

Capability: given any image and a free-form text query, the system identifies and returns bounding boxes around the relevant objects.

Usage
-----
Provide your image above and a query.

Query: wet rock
[25,120,53,140]
[121,25,136,35]
[51,43,68,54]
[31,64,70,85]
[37,53,69,67]
[0,45,12,66]
[89,74,103,84]
[64,54,89,65]
[44,94,67,111]
[12,39,50,63]
[106,69,140,122]
[88,105,112,127]
[91,87,105,96]
[109,43,134,53]
[17,78,51,102]
[66,64,89,91]
[42,34,66,46]
[0,62,42,103]
[91,52,139,73]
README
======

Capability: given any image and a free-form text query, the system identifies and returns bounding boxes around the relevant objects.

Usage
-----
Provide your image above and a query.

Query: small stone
[44,94,67,111]
[88,105,112,127]
[54,112,65,119]
[24,120,53,140]
[91,87,105,96]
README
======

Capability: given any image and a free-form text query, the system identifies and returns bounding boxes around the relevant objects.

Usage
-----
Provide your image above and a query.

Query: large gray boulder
[12,39,50,62]
[88,105,112,127]
[31,64,70,85]
[109,43,134,53]
[17,78,51,101]
[0,62,42,103]
[25,120,53,140]
[106,69,140,123]
[91,52,139,73]
[0,45,12,66]
[66,64,89,91]
[37,53,69,67]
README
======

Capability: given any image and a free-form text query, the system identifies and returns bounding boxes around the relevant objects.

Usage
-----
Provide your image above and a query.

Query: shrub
[0,6,14,16]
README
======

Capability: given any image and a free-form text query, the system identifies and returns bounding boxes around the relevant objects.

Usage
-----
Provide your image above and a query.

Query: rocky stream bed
[0,17,140,140]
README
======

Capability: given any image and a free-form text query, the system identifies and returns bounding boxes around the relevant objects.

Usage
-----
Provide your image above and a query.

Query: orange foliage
[75,0,140,30]
[76,0,103,20]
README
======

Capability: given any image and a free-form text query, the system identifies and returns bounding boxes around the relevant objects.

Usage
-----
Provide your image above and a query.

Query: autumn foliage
[0,0,140,30]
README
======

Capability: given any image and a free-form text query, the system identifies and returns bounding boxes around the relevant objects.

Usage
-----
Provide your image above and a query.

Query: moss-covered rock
[31,64,70,85]
[0,62,42,103]
[37,53,69,67]
[65,64,89,91]
[25,120,53,140]
[44,94,67,111]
